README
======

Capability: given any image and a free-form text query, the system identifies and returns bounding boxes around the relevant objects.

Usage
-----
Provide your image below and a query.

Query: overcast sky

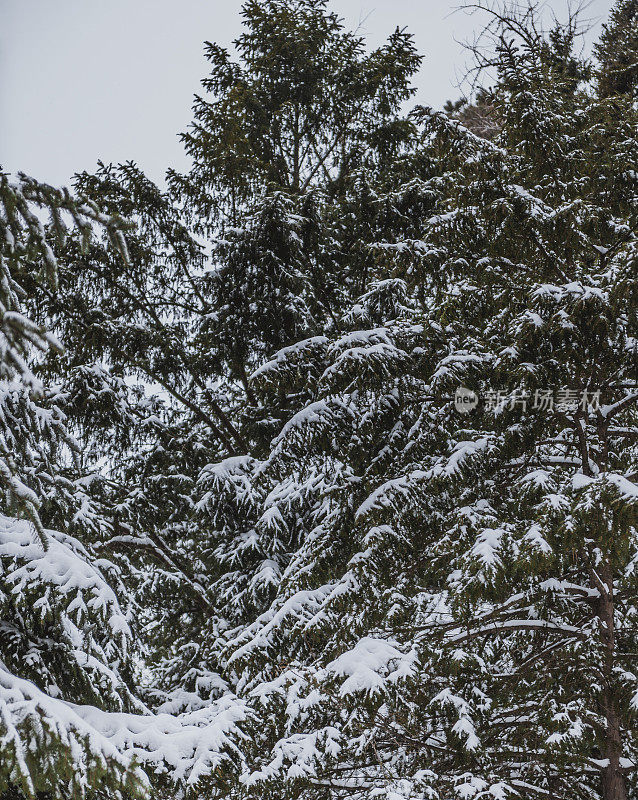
[1,0,615,188]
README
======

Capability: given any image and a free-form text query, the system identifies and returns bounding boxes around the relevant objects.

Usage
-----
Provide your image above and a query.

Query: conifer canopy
[2,2,637,799]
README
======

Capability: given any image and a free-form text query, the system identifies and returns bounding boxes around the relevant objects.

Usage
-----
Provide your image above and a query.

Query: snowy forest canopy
[1,1,637,799]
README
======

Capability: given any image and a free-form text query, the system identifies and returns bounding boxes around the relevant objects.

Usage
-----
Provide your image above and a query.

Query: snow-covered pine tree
[0,173,252,800]
[180,5,638,800]
[168,0,423,426]
[170,0,421,224]
[12,2,637,798]
[0,173,145,797]
[30,0,425,727]
[596,0,638,100]
[28,162,222,662]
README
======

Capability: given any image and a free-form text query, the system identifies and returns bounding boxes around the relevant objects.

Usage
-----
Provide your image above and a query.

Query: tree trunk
[597,564,628,800]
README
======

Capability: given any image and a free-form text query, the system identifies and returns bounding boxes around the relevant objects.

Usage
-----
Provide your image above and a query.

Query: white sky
[1,0,615,188]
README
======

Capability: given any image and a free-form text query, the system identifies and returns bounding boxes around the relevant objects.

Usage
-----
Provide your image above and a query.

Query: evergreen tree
[181,5,638,800]
[0,173,251,799]
[170,0,420,223]
[8,2,637,799]
[29,0,425,725]
[596,0,638,99]
[0,173,143,797]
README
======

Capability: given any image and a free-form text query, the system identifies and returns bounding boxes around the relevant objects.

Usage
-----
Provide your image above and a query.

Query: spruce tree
[0,173,143,798]
[30,0,425,727]
[10,2,637,799]
[180,5,638,800]
[0,172,250,799]
[596,0,638,100]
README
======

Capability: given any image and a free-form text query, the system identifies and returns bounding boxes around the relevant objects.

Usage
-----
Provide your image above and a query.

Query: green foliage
[596,0,638,99]
[0,175,144,798]
[170,0,421,224]
[5,2,638,799]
